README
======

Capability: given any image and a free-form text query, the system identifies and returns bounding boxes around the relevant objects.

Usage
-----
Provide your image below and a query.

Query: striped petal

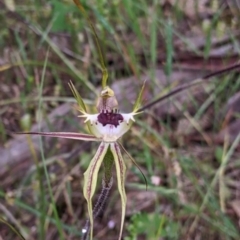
[83,142,110,239]
[110,142,126,240]
[18,131,99,141]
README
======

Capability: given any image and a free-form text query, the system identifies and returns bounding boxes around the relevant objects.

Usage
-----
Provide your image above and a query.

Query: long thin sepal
[118,141,148,191]
[139,62,240,112]
[133,81,145,113]
[83,142,110,240]
[69,81,87,113]
[110,142,126,240]
[17,132,99,141]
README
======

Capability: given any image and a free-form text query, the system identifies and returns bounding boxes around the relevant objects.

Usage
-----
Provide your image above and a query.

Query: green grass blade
[37,49,65,240]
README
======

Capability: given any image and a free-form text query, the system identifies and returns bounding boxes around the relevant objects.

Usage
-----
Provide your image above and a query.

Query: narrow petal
[68,81,87,114]
[17,132,99,141]
[110,142,126,240]
[83,142,110,239]
[132,81,145,113]
[118,141,148,190]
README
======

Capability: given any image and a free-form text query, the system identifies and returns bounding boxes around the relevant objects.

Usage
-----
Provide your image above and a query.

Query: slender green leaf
[0,217,25,240]
[38,50,64,240]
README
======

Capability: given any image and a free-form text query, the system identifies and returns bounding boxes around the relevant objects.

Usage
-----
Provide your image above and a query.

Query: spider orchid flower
[21,81,145,240]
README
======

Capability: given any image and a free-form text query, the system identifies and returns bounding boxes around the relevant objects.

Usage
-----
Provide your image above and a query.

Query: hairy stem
[82,178,113,240]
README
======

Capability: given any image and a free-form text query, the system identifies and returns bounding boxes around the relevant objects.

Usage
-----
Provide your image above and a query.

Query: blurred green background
[0,0,240,239]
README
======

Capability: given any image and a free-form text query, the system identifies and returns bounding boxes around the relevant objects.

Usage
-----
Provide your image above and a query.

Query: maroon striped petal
[110,142,126,240]
[83,142,110,239]
[17,131,100,142]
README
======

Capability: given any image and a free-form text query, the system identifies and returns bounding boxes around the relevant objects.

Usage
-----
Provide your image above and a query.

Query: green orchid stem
[82,178,113,240]
[73,0,108,88]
